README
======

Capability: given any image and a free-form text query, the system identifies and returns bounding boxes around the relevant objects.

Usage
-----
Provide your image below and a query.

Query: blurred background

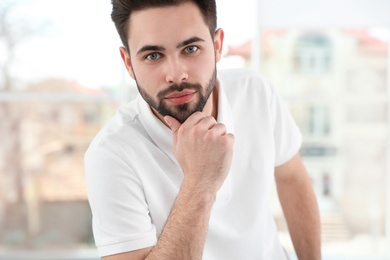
[0,0,389,259]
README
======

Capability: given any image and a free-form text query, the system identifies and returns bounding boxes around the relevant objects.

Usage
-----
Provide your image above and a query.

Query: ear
[120,46,136,80]
[214,28,225,62]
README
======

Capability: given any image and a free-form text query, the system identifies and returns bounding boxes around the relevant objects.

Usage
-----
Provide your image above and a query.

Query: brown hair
[111,0,217,51]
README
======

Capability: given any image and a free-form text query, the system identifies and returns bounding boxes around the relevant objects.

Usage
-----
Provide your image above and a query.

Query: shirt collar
[216,78,235,136]
[137,78,235,164]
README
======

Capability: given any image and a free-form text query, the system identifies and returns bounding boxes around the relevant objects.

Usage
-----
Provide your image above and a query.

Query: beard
[136,68,217,124]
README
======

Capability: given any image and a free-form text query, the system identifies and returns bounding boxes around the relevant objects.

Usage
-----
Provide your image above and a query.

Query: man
[84,0,321,259]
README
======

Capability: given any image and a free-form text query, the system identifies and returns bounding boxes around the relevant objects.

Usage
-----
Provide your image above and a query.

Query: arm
[104,112,234,260]
[275,153,321,260]
[103,182,215,260]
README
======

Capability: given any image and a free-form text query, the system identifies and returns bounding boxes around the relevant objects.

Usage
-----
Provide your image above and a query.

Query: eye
[146,53,161,61]
[184,45,198,54]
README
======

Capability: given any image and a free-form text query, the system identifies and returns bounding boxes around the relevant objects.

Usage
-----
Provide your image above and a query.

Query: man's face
[120,2,224,124]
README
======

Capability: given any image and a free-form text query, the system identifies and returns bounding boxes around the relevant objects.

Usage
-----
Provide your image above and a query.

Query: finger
[209,123,227,135]
[164,116,181,134]
[183,111,206,126]
[199,116,218,130]
[223,133,235,146]
[226,133,235,141]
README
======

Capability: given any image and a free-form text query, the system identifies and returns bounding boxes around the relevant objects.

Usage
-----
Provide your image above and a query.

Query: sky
[2,0,257,89]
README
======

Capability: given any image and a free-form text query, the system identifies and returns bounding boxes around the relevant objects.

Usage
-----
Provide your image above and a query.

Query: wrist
[180,179,217,205]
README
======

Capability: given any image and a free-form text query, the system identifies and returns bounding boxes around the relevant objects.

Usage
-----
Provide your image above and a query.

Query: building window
[308,105,331,137]
[294,33,332,74]
[322,173,331,197]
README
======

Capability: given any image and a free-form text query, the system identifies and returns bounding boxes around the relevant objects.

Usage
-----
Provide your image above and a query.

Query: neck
[209,82,219,120]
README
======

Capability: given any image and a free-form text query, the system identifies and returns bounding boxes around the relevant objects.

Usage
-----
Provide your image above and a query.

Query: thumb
[164,115,181,134]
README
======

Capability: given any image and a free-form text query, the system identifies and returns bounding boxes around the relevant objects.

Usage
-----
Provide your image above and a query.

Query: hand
[164,112,234,196]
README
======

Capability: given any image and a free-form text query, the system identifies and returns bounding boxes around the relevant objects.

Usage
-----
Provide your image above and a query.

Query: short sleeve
[84,148,157,257]
[268,82,302,167]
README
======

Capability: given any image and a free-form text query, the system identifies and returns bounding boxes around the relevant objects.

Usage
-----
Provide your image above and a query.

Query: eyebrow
[136,45,165,56]
[136,36,205,56]
[176,36,205,48]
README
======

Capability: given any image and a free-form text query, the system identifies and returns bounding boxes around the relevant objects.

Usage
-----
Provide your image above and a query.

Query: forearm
[277,175,321,260]
[146,181,215,260]
[143,113,232,260]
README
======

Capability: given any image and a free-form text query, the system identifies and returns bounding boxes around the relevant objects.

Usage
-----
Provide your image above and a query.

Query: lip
[164,91,196,105]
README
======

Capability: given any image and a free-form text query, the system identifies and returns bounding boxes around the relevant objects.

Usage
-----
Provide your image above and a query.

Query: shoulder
[217,68,275,104]
[85,97,148,159]
[218,68,260,84]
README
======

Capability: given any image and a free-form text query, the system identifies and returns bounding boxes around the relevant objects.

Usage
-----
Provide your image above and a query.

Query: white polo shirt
[85,69,301,259]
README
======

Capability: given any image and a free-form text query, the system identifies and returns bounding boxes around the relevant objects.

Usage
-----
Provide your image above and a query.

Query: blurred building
[0,79,119,248]
[1,28,387,253]
[228,29,388,242]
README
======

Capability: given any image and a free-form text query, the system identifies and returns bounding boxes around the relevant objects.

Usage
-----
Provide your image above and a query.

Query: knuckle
[194,122,205,132]
[177,125,187,137]
[222,134,234,147]
[204,130,214,141]
[217,123,227,132]
[206,116,216,123]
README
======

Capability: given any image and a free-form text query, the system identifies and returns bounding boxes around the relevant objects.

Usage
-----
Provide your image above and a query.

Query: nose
[165,57,188,84]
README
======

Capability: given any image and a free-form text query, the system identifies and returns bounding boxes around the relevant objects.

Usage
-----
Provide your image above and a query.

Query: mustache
[157,82,202,99]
